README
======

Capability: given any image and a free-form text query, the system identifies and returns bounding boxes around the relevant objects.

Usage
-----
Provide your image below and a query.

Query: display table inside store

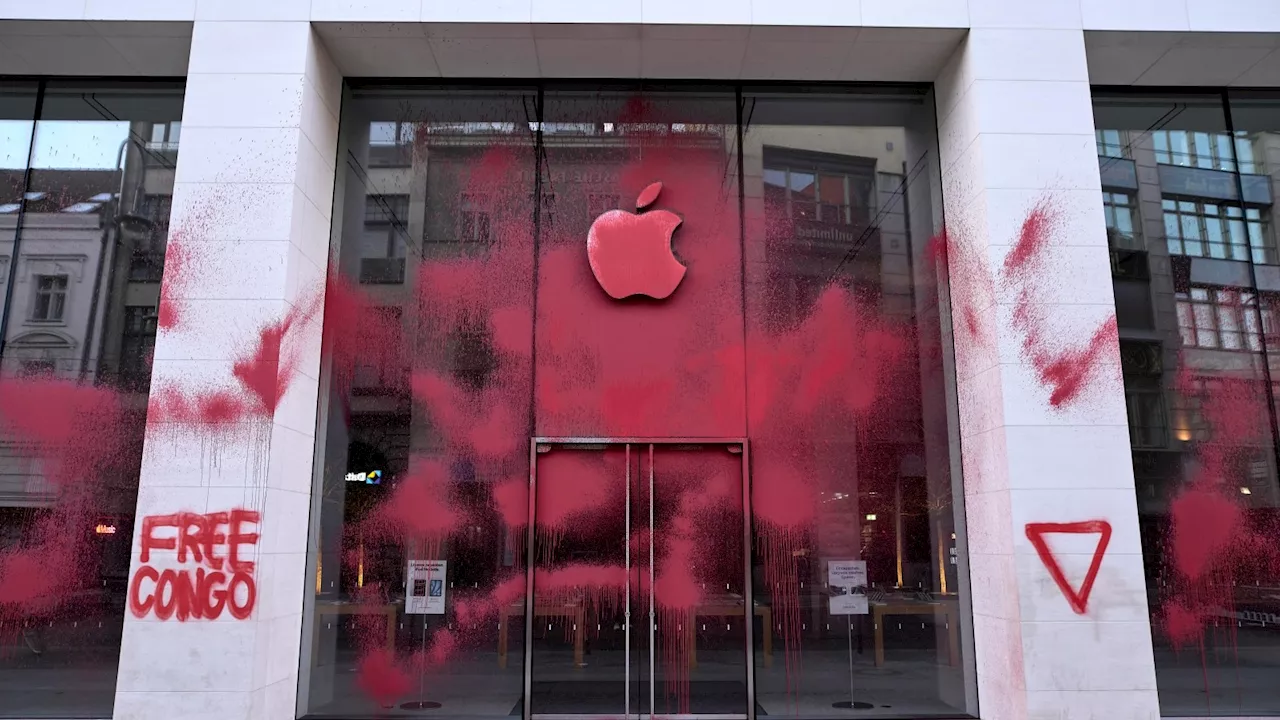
[870,598,959,667]
[496,597,772,669]
[685,597,772,668]
[498,601,587,669]
[312,600,398,657]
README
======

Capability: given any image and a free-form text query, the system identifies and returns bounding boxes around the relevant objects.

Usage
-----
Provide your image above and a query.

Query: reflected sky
[0,120,130,170]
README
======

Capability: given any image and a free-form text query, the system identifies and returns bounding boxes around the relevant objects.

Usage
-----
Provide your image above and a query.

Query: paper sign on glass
[828,559,868,615]
[406,559,447,615]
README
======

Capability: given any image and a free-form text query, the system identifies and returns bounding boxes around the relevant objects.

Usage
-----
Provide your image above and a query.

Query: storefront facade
[2,2,1280,720]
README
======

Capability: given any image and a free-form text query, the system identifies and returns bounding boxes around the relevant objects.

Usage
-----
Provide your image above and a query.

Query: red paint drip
[757,523,805,705]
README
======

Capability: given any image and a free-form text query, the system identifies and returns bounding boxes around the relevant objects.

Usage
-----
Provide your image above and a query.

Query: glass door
[526,440,750,720]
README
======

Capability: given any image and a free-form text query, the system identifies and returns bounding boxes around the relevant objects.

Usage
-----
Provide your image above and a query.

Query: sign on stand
[406,559,447,615]
[828,559,868,615]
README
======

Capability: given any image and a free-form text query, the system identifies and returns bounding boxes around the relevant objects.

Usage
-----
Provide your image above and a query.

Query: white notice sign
[828,560,868,615]
[406,560,447,615]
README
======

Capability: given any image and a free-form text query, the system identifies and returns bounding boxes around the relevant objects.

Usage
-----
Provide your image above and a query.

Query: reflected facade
[300,84,973,720]
[1094,91,1280,716]
[0,81,183,718]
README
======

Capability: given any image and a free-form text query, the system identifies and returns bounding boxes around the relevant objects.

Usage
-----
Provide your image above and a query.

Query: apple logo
[587,181,686,300]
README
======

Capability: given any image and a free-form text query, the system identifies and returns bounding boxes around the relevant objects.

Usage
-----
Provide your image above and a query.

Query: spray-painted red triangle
[1024,520,1112,614]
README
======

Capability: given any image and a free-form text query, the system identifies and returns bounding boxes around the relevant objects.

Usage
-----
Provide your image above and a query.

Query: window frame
[30,273,69,322]
[1162,197,1274,264]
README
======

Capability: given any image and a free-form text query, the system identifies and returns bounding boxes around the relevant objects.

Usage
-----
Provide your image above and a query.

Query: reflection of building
[0,124,175,509]
[1098,123,1280,514]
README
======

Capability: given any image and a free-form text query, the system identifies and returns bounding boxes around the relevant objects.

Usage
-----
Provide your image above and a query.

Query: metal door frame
[523,437,753,720]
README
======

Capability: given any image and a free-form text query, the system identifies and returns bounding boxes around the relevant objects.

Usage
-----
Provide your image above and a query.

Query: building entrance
[524,439,753,720]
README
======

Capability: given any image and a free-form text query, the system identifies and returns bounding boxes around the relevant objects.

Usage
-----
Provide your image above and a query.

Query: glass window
[1097,91,1280,717]
[1097,128,1125,158]
[1150,129,1242,171]
[740,88,969,717]
[1153,130,1170,164]
[30,274,68,321]
[1125,383,1168,449]
[1104,191,1140,249]
[1235,131,1257,173]
[302,84,972,720]
[302,87,538,719]
[1162,198,1269,262]
[0,80,183,719]
[119,305,156,389]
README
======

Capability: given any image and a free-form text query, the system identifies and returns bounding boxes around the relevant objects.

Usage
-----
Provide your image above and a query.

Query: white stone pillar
[112,20,340,720]
[934,15,1161,720]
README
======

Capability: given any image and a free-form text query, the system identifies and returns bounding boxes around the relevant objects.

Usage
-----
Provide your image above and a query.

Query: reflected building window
[1175,287,1264,351]
[119,306,157,386]
[1152,129,1253,172]
[1162,198,1272,263]
[458,192,491,245]
[1097,128,1126,158]
[369,121,415,167]
[360,194,408,284]
[1103,191,1140,249]
[1125,383,1168,449]
[30,274,68,321]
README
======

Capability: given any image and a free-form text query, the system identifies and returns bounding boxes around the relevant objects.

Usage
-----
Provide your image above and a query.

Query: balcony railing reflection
[359,257,406,284]
[0,355,155,394]
[128,251,166,282]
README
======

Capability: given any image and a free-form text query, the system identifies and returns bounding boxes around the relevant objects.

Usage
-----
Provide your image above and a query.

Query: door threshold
[532,715,749,720]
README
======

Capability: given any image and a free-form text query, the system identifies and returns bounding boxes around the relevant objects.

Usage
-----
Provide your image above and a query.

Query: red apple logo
[587,181,686,300]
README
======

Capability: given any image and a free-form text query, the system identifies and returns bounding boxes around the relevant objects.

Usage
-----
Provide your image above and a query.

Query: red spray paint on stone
[156,238,196,331]
[231,314,297,416]
[1002,197,1120,410]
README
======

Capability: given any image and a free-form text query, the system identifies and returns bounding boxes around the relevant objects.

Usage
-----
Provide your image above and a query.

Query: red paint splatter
[376,459,461,540]
[1033,316,1119,408]
[148,386,249,425]
[492,478,528,528]
[1003,199,1055,276]
[1170,488,1242,581]
[1162,601,1204,647]
[1003,196,1119,409]
[1155,365,1280,714]
[318,99,950,712]
[0,378,139,621]
[923,224,995,377]
[355,647,411,708]
[231,315,295,415]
